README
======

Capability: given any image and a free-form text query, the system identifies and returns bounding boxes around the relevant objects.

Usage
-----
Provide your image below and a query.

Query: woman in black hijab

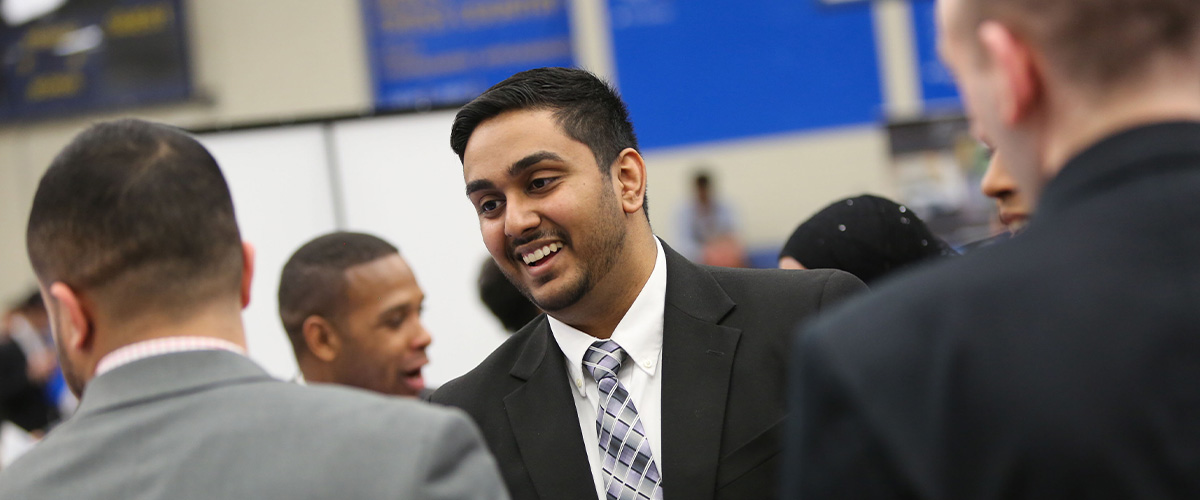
[778,194,957,285]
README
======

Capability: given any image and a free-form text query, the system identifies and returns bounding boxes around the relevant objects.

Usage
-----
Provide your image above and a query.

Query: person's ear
[611,148,647,215]
[240,241,256,309]
[302,316,340,363]
[47,282,93,353]
[979,21,1042,126]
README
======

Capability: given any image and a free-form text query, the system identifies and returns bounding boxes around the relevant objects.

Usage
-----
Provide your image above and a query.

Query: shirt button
[643,360,653,368]
[575,378,583,388]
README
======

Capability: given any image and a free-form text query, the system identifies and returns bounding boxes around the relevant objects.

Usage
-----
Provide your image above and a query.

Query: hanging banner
[362,0,575,111]
[0,0,192,121]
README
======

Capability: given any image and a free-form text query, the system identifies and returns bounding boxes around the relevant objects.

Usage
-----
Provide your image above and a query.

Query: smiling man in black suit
[431,67,866,500]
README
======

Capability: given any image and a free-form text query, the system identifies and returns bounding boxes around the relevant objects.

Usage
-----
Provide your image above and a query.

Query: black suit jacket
[433,242,865,500]
[787,122,1200,499]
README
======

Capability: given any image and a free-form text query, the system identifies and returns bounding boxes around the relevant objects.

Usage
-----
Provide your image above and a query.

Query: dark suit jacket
[0,349,509,500]
[787,122,1200,499]
[433,242,865,500]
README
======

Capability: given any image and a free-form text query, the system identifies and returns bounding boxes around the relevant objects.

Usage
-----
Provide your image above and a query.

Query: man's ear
[979,21,1042,126]
[611,148,647,215]
[302,316,340,363]
[240,241,256,309]
[47,282,92,352]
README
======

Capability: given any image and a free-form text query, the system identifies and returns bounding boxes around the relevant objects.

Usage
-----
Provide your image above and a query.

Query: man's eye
[530,177,555,190]
[479,200,500,213]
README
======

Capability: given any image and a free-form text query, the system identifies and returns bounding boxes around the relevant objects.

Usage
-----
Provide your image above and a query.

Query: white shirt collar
[94,336,247,377]
[550,237,667,397]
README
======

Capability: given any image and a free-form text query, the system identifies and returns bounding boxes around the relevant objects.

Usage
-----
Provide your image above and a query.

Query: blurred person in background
[0,302,59,435]
[980,148,1031,234]
[778,194,956,285]
[675,170,746,266]
[478,258,540,333]
[278,231,433,398]
[787,0,1200,496]
[3,292,74,416]
[963,147,1035,250]
[0,119,507,499]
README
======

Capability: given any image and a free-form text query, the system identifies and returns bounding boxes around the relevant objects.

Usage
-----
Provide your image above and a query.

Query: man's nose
[504,197,541,238]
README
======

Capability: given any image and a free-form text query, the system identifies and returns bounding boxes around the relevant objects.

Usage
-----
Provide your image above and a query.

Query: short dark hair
[277,232,399,357]
[957,0,1200,89]
[477,258,540,333]
[26,119,243,318]
[450,67,648,217]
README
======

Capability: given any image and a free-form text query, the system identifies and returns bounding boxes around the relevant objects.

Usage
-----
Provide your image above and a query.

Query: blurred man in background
[0,119,507,499]
[980,148,1030,234]
[787,0,1200,497]
[675,170,746,266]
[278,231,433,398]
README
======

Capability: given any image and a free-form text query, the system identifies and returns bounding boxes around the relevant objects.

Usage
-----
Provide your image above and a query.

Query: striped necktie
[583,340,664,500]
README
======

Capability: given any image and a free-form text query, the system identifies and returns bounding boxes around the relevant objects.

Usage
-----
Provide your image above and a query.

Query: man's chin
[528,281,588,314]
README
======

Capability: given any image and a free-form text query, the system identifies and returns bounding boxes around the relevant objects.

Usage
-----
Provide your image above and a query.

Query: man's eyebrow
[466,179,495,197]
[465,151,565,197]
[509,151,564,178]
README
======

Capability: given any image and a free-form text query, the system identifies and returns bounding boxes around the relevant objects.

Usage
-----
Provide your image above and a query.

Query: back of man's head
[26,119,243,322]
[952,0,1200,90]
[277,232,399,358]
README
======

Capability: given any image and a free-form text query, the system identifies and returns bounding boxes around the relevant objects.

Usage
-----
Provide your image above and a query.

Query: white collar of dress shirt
[550,237,667,397]
[94,336,247,377]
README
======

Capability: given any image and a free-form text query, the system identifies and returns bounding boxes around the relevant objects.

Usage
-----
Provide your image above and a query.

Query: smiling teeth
[523,243,562,265]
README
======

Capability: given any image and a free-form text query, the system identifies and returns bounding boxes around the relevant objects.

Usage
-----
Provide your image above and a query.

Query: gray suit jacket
[0,349,510,500]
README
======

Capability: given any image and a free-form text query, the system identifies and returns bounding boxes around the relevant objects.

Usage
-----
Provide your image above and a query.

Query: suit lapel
[660,245,740,500]
[503,320,598,500]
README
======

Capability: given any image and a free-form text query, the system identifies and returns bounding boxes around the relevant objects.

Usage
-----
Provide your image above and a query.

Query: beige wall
[0,0,923,304]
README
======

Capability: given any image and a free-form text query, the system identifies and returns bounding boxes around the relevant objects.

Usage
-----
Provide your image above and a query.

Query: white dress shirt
[549,238,667,499]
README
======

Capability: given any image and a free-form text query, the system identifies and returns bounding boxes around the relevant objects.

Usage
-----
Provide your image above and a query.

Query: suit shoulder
[431,317,547,406]
[707,266,868,310]
[242,379,474,435]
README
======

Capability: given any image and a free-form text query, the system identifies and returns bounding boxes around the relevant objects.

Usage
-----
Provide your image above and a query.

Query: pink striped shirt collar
[94,336,247,377]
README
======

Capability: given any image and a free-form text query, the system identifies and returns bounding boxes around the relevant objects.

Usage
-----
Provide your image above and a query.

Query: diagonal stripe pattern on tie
[583,340,664,500]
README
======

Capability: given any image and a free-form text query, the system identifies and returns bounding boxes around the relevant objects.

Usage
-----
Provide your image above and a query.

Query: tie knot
[583,340,625,383]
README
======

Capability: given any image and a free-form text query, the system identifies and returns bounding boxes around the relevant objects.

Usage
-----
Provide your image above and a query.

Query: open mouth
[521,242,563,267]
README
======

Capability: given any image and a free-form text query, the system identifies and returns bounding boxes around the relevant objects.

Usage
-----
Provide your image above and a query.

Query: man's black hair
[277,232,399,357]
[450,67,648,217]
[26,119,243,318]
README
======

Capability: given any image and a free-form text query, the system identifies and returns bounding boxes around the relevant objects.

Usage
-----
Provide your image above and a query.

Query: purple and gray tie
[583,340,664,500]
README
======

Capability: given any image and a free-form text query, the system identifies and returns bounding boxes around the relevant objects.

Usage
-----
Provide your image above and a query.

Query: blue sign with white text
[608,0,883,149]
[362,0,575,111]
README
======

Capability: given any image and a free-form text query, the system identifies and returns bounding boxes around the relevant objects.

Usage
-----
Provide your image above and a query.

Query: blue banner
[608,0,883,149]
[0,0,192,121]
[362,0,575,111]
[911,0,961,112]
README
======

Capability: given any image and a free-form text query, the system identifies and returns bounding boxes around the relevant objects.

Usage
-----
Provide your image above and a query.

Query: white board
[199,125,338,379]
[332,112,509,387]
